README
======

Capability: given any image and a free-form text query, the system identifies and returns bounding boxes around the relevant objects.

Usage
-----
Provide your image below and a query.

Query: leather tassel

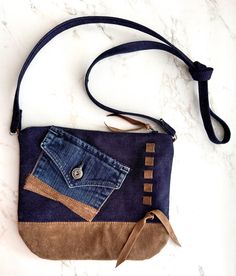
[116,209,181,267]
[105,113,154,132]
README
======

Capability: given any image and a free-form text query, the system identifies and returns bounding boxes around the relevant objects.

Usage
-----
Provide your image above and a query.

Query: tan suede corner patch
[24,174,98,221]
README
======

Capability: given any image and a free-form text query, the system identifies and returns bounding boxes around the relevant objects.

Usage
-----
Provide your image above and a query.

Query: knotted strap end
[189,61,213,82]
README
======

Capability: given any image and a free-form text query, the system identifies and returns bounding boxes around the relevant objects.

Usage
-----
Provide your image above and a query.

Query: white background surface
[0,0,236,275]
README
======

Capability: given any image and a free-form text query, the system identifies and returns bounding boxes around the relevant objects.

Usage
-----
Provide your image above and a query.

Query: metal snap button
[71,165,84,180]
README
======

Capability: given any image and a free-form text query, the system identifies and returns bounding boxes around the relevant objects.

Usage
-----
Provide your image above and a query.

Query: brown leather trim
[18,221,169,260]
[150,210,181,247]
[116,209,181,266]
[144,170,153,179]
[105,114,153,132]
[24,174,98,222]
[144,156,154,166]
[145,143,155,153]
[143,196,152,205]
[143,183,153,193]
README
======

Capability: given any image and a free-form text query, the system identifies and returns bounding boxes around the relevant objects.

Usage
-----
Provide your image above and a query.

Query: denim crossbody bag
[10,16,231,267]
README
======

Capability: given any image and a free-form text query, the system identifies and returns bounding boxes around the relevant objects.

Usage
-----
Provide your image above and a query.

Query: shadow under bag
[10,16,230,267]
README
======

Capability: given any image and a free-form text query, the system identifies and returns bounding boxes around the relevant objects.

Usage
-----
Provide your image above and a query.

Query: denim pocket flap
[40,127,130,189]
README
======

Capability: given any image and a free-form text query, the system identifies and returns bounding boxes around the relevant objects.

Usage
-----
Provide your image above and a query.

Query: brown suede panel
[24,174,98,221]
[18,222,169,260]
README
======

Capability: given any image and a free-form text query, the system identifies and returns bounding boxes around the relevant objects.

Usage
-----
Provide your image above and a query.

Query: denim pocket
[24,126,130,221]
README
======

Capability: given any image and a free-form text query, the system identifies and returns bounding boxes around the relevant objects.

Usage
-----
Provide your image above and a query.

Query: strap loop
[189,61,213,81]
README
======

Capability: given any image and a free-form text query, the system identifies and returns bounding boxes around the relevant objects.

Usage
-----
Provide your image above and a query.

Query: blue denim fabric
[32,126,130,209]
